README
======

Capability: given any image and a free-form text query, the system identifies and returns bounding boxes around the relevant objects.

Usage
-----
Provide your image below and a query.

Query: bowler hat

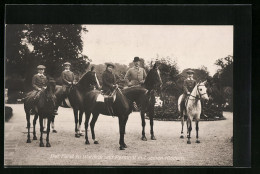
[186,69,194,74]
[37,65,46,69]
[105,62,115,68]
[64,62,71,66]
[133,57,140,62]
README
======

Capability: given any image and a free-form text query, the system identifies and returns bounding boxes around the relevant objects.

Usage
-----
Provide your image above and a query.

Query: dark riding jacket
[183,78,196,94]
[102,70,116,93]
[32,74,48,90]
[61,70,75,87]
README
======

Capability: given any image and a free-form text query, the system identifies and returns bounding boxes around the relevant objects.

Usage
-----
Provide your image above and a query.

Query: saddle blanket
[96,94,116,103]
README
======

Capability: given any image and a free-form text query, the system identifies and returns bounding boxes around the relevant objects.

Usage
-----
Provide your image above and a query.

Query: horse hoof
[180,135,184,139]
[119,146,125,150]
[151,136,156,140]
[26,139,31,143]
[40,142,44,147]
[46,143,51,147]
[52,130,57,133]
[123,143,127,148]
[33,136,37,140]
[94,141,99,144]
[141,136,147,141]
[85,140,90,145]
[187,140,191,144]
[196,140,200,143]
[75,134,80,138]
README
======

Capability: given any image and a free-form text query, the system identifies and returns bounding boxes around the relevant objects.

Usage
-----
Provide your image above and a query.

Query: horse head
[196,81,209,101]
[144,65,163,93]
[77,71,100,90]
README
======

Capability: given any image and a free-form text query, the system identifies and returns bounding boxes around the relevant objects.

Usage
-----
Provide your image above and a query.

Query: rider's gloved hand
[113,84,119,88]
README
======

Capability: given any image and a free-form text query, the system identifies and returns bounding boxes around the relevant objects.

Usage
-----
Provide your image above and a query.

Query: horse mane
[77,71,96,88]
[144,68,156,90]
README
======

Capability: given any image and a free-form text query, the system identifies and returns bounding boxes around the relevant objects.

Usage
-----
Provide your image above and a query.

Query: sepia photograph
[4,24,234,166]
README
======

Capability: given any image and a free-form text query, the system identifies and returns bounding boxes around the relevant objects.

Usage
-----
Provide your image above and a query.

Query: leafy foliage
[214,55,233,87]
[5,24,89,91]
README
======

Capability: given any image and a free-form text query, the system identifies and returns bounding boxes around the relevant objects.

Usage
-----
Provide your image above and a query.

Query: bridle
[188,83,207,100]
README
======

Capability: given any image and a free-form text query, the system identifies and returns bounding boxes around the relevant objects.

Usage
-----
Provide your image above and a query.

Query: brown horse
[24,79,57,147]
[54,71,99,137]
[83,67,162,150]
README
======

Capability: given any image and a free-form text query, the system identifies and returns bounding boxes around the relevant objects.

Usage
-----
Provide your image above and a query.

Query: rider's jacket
[61,70,75,87]
[124,66,147,86]
[183,78,196,94]
[32,73,48,90]
[102,69,116,93]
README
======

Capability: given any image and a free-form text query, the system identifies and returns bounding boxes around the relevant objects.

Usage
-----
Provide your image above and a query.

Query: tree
[24,24,88,77]
[6,24,29,76]
[214,55,233,87]
[5,24,89,91]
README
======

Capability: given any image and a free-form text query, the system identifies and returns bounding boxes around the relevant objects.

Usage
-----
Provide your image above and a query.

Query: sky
[81,25,233,76]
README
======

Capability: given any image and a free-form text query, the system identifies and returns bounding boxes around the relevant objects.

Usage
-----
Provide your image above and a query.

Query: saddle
[101,88,117,116]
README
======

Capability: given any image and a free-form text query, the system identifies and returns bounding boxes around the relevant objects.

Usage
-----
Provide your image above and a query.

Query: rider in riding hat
[180,69,205,117]
[124,57,147,111]
[61,62,75,96]
[124,57,147,87]
[102,62,118,94]
[30,65,48,115]
[102,62,118,116]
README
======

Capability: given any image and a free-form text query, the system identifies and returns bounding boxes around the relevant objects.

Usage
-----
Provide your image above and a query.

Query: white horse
[178,81,209,144]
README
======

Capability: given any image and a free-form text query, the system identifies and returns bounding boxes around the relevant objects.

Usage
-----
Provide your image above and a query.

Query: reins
[187,84,207,101]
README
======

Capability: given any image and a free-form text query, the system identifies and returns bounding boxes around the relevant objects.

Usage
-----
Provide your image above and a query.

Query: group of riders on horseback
[24,56,209,149]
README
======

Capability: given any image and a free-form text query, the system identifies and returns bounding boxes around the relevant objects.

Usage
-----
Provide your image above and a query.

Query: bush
[5,106,13,122]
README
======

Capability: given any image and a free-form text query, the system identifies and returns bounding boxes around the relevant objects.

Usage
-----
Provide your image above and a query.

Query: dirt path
[4,104,233,166]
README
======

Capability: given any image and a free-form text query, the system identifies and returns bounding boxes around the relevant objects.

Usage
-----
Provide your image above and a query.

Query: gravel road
[4,104,233,166]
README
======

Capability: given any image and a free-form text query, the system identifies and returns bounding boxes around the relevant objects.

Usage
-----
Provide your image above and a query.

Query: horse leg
[195,119,200,143]
[46,117,51,147]
[43,118,47,133]
[122,115,129,148]
[73,109,80,138]
[78,110,84,136]
[39,117,44,147]
[26,110,31,143]
[187,118,192,144]
[180,112,184,139]
[118,116,127,150]
[90,113,99,144]
[141,111,147,141]
[51,115,57,133]
[84,112,91,145]
[33,114,38,140]
[149,106,156,140]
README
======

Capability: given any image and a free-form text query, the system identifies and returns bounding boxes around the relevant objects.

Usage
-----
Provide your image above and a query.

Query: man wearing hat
[30,65,48,115]
[180,69,205,116]
[61,62,75,96]
[180,69,197,113]
[124,57,147,87]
